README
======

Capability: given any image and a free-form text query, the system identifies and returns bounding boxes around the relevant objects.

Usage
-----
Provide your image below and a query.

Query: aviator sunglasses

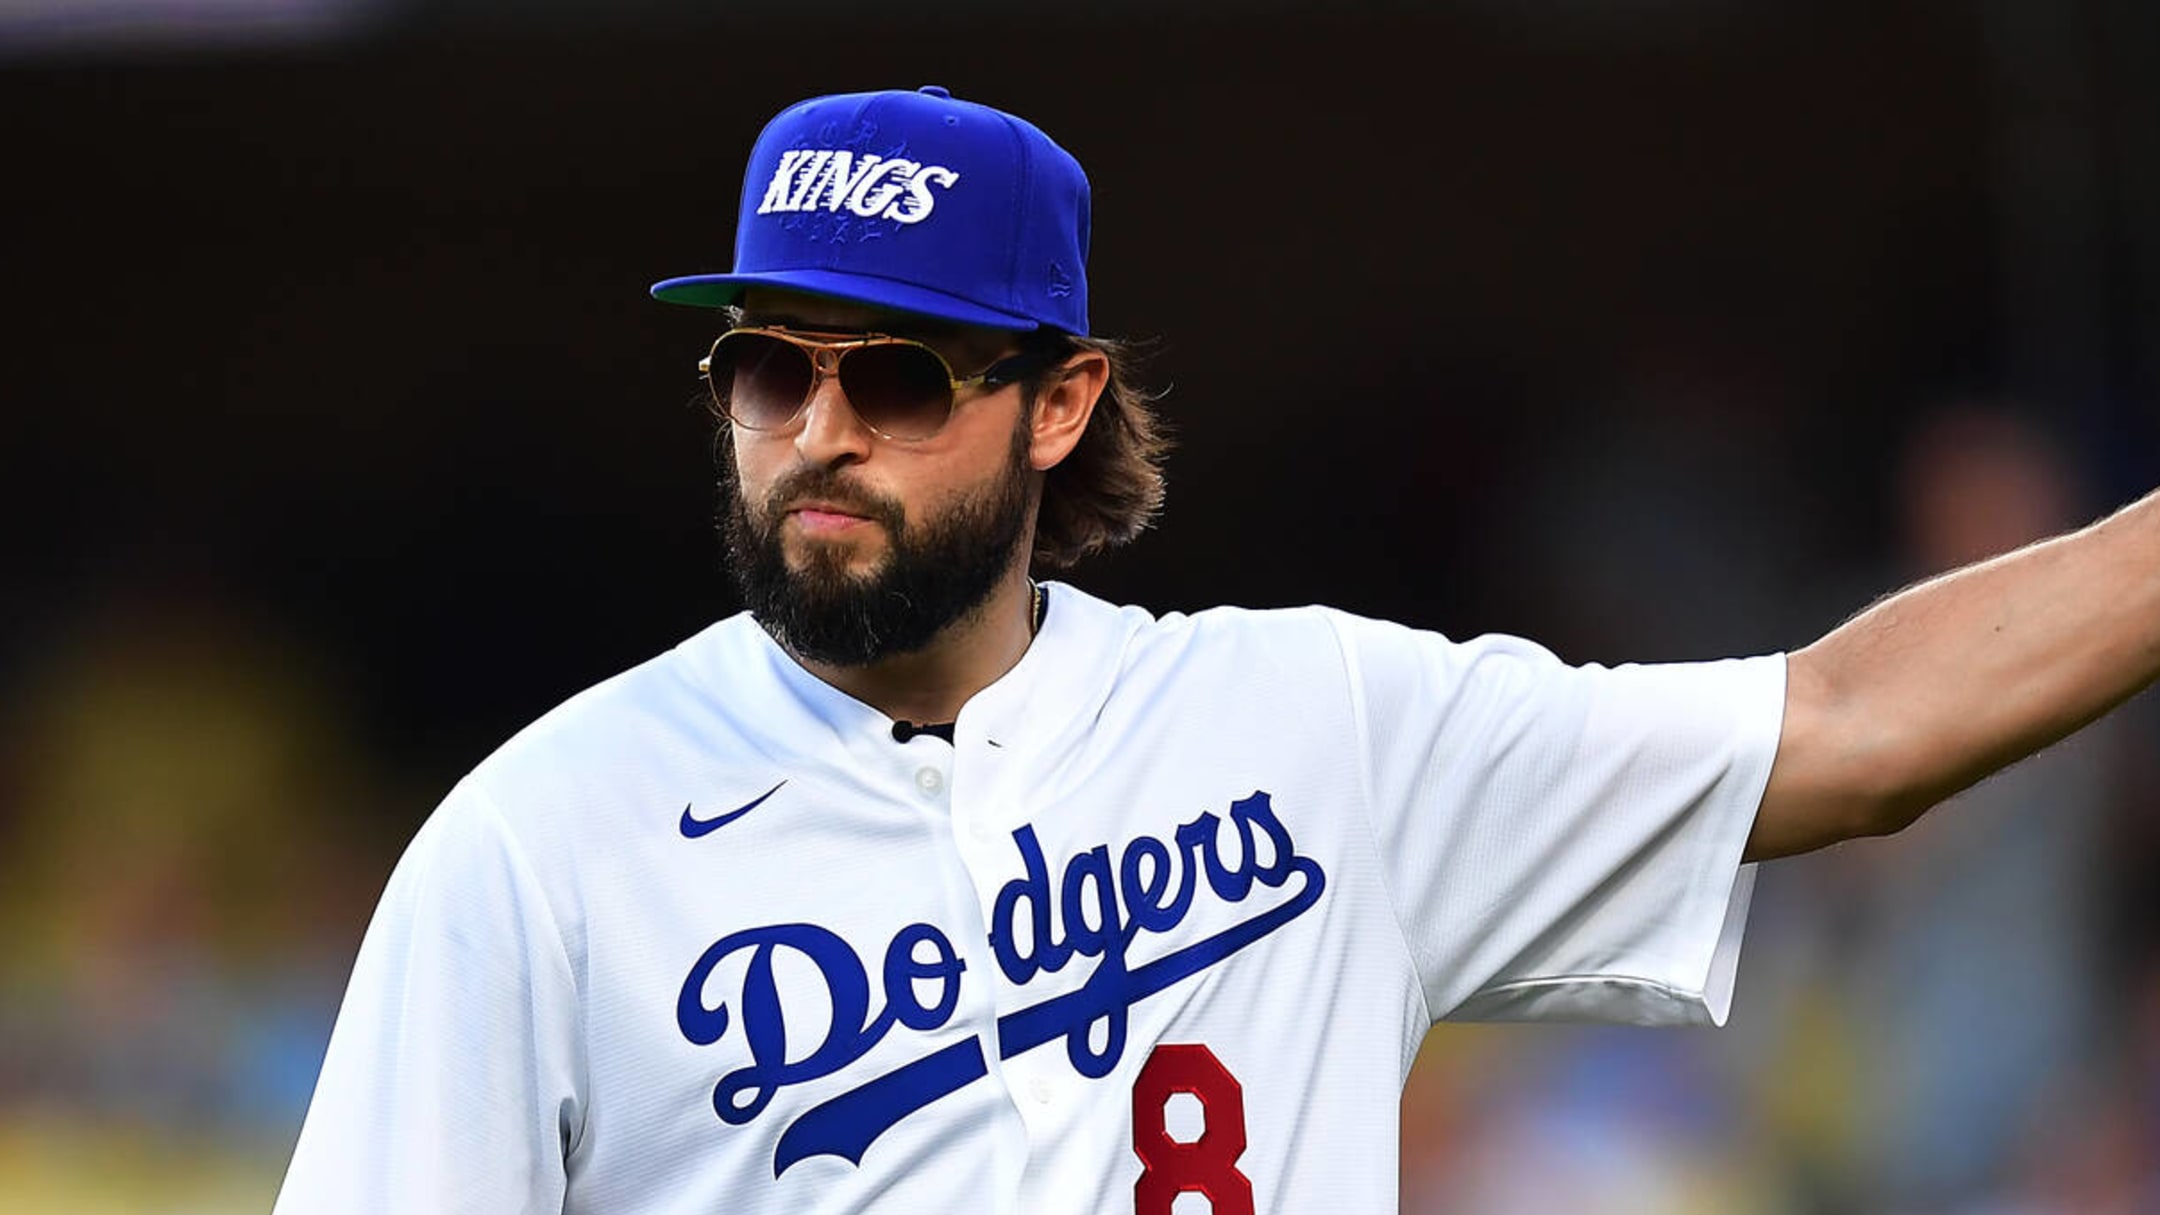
[699,326,1045,442]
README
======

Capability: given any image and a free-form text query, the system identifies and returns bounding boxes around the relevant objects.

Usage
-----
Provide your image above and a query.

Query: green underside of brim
[651,281,745,308]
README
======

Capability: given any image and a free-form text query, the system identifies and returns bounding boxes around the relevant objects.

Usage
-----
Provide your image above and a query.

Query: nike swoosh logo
[680,780,787,839]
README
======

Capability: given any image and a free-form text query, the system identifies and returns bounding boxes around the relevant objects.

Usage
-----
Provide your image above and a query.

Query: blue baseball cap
[651,86,1091,335]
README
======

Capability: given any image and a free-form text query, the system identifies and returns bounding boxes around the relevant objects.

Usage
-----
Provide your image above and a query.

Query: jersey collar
[687,581,1142,766]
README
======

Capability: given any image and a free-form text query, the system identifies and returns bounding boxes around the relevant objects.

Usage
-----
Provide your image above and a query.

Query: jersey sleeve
[275,782,582,1215]
[1324,612,1785,1028]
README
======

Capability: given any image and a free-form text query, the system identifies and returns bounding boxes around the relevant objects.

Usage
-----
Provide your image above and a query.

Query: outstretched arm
[1746,490,2160,861]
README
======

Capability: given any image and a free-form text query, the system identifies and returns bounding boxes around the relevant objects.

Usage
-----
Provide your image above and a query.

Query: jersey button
[914,766,945,796]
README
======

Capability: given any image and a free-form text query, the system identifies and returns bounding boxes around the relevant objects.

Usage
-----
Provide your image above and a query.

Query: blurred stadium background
[5,1,2160,1210]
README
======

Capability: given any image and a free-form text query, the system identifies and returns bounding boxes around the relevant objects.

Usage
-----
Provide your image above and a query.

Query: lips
[785,499,878,534]
[763,472,900,534]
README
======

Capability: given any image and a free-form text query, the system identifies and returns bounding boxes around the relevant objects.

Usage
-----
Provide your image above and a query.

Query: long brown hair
[1018,329,1170,571]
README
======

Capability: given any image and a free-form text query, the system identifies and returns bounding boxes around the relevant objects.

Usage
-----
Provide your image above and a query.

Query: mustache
[756,465,906,532]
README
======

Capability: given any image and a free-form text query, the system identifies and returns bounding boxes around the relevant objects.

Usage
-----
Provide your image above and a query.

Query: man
[274,86,2160,1213]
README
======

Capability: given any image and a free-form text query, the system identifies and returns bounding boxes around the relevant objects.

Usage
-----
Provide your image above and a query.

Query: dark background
[5,2,2160,1210]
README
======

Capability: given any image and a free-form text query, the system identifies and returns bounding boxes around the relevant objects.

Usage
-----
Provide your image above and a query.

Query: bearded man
[275,86,2160,1215]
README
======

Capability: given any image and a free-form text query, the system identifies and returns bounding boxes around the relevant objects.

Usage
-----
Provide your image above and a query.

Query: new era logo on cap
[651,85,1092,335]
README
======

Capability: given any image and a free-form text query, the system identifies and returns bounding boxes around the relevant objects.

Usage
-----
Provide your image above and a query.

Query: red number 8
[1132,1043,1254,1215]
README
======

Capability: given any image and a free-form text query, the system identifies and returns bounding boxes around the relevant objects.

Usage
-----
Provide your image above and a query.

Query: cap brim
[649,269,1041,331]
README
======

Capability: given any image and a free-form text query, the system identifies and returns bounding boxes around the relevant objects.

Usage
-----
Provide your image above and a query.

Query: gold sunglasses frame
[697,325,1038,442]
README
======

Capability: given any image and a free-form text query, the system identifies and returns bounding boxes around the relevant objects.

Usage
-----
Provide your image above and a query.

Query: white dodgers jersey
[276,583,1785,1213]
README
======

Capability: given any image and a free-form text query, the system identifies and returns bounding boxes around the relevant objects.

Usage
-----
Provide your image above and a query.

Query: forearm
[1749,489,2160,860]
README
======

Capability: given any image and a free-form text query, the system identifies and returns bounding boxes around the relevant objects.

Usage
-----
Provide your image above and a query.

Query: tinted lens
[710,332,813,429]
[838,342,956,440]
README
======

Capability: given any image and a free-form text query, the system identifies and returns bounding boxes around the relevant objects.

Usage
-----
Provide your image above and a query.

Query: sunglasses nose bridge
[800,344,848,410]
[802,344,850,413]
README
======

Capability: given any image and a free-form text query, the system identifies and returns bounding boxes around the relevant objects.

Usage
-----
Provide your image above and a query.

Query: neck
[794,565,1040,726]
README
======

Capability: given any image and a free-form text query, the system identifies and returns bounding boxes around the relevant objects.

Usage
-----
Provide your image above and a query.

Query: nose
[792,353,875,466]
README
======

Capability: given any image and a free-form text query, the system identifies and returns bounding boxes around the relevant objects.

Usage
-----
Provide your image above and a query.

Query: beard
[720,425,1035,667]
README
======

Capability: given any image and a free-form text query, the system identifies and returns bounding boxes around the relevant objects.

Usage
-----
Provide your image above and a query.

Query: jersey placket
[943,720,1123,1205]
[880,723,1038,1209]
[940,736,1033,1116]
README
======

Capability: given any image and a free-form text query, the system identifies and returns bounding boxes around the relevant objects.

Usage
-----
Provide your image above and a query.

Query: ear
[1027,351,1109,472]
